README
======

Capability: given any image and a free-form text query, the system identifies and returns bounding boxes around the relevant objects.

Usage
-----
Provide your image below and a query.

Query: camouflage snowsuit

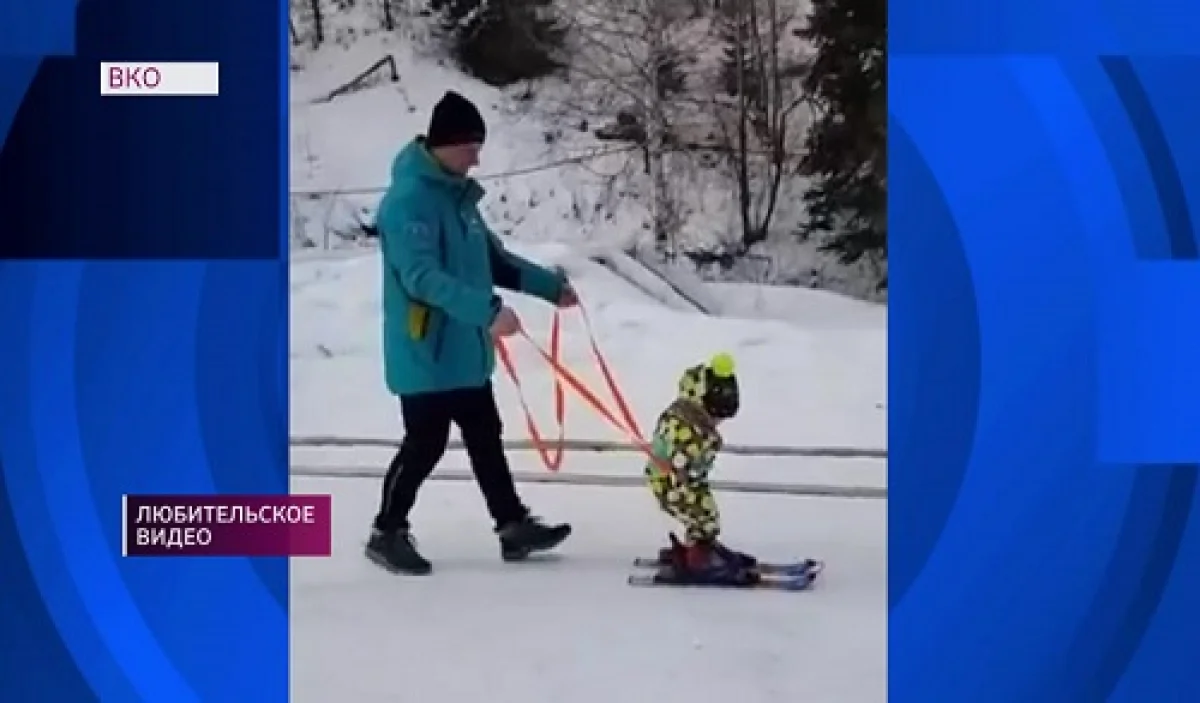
[645,364,724,543]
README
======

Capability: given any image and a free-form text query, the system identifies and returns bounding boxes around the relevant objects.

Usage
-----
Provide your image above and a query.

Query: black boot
[656,532,686,565]
[365,528,432,575]
[713,540,757,569]
[497,516,572,562]
[657,539,760,586]
[658,534,757,570]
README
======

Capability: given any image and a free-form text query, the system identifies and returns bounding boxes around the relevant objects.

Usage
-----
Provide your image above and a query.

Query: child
[645,352,760,585]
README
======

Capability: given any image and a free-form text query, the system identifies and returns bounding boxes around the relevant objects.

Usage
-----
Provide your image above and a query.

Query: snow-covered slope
[290,241,886,452]
[287,3,884,300]
[290,30,650,251]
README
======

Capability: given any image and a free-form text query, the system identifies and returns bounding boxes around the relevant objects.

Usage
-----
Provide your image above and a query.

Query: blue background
[0,0,279,259]
[891,2,1200,701]
[3,0,1200,697]
[0,0,287,700]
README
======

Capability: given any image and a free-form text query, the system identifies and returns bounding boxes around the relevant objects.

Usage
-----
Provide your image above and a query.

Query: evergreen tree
[430,0,566,87]
[653,44,688,99]
[717,4,762,113]
[796,0,886,265]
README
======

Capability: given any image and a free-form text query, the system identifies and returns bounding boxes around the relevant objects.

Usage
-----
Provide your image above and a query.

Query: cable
[289,140,806,197]
[289,143,642,197]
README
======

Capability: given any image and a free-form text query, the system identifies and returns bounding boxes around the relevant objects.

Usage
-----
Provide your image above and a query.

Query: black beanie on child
[426,91,486,148]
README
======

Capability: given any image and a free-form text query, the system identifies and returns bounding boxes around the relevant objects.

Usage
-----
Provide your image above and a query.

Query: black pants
[373,382,528,533]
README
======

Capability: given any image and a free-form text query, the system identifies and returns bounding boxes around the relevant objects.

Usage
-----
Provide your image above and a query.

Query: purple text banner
[123,495,332,557]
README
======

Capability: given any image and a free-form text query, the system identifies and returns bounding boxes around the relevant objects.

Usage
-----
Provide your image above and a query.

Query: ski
[632,556,824,577]
[627,571,817,591]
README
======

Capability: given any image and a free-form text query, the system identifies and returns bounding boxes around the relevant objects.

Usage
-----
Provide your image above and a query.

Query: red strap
[494,310,566,470]
[494,301,672,474]
[575,304,643,440]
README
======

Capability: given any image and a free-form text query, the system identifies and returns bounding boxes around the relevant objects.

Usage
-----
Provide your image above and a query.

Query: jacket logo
[404,222,431,238]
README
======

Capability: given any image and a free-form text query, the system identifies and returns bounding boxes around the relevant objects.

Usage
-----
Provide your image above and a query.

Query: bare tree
[526,0,806,259]
[309,0,324,48]
[287,0,324,50]
[710,0,808,252]
[545,0,713,253]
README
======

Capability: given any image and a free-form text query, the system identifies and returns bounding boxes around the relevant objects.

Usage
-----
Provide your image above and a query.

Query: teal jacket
[377,138,565,396]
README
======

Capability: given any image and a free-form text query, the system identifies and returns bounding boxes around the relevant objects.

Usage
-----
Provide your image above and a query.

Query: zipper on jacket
[433,319,447,360]
[477,328,487,374]
[431,206,451,361]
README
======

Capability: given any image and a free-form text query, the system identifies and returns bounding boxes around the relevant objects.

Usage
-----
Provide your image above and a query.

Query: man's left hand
[557,281,579,308]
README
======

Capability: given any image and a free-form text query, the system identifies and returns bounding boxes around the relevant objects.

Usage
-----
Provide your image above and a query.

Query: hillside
[288,0,885,301]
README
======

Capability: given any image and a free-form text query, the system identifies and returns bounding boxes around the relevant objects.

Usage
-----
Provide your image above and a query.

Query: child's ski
[632,556,824,578]
[627,570,817,591]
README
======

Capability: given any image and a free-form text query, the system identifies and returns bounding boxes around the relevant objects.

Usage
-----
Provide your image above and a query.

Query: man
[366,90,577,575]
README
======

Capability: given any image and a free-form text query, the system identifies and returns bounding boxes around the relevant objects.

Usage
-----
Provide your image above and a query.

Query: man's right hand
[490,305,522,338]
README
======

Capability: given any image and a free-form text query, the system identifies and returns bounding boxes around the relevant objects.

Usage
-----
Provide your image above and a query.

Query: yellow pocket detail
[408,303,431,340]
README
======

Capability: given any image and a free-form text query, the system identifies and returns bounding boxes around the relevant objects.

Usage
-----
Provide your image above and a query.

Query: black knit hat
[426,91,486,148]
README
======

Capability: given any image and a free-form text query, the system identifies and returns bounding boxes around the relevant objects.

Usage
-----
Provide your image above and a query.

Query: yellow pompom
[709,352,735,378]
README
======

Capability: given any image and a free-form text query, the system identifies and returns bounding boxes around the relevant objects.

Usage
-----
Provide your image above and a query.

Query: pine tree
[653,44,687,99]
[796,0,886,265]
[429,0,566,87]
[717,4,762,113]
[712,0,803,251]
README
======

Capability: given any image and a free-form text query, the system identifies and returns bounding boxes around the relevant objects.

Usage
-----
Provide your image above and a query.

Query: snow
[288,21,885,300]
[704,281,887,330]
[290,477,886,703]
[289,32,650,250]
[289,243,886,452]
[288,13,887,702]
[289,242,886,702]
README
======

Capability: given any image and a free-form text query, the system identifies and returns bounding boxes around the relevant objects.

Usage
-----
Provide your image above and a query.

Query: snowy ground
[290,242,886,451]
[290,477,886,703]
[289,241,887,702]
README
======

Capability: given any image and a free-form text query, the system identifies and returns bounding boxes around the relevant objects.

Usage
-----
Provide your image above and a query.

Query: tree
[547,0,704,251]
[711,0,807,252]
[795,0,886,266]
[430,0,566,86]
